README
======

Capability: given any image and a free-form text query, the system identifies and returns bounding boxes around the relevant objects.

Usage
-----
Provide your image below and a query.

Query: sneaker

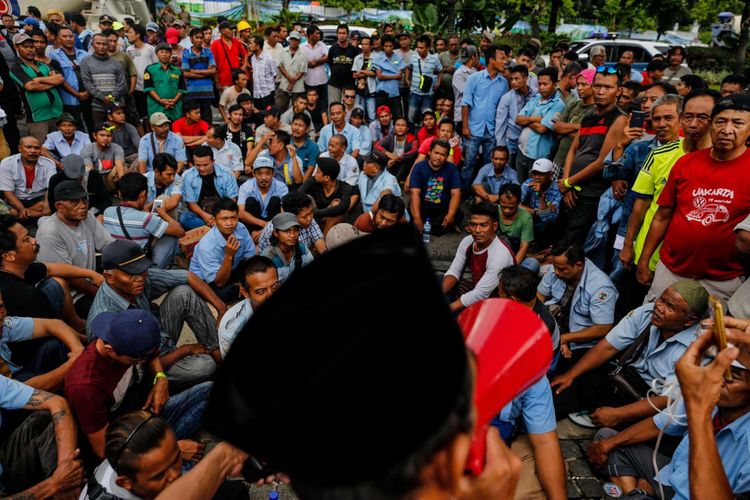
[567,410,596,428]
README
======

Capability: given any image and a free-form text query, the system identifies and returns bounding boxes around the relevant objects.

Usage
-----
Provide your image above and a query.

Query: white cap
[531,158,554,174]
[253,154,275,170]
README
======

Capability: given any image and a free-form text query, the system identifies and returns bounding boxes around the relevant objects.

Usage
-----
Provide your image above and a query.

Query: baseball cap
[712,93,750,117]
[90,309,161,359]
[112,21,124,31]
[172,20,185,28]
[236,20,251,32]
[361,152,384,167]
[102,239,153,274]
[350,107,365,119]
[422,109,436,120]
[376,105,391,116]
[150,112,170,126]
[325,223,361,250]
[459,45,478,63]
[165,27,180,44]
[146,22,160,32]
[99,14,115,23]
[272,212,301,231]
[288,30,302,40]
[261,106,281,118]
[530,158,554,174]
[155,42,172,52]
[53,181,90,201]
[22,17,39,27]
[56,113,77,126]
[107,102,126,114]
[12,33,32,45]
[253,154,275,171]
[218,20,235,31]
[62,155,86,179]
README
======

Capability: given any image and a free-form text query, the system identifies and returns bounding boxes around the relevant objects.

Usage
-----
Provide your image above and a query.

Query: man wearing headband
[638,93,750,302]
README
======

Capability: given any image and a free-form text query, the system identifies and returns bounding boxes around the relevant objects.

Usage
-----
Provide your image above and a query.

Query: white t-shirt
[218,299,254,358]
[318,152,360,186]
[126,43,158,92]
[444,236,514,307]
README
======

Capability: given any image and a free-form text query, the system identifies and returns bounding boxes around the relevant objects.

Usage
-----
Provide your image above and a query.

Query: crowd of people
[0,5,749,499]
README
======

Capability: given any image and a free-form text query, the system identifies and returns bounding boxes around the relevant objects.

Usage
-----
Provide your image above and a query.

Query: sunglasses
[596,65,618,75]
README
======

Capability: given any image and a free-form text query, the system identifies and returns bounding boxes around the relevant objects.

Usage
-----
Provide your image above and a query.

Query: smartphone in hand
[152,199,164,212]
[630,110,646,129]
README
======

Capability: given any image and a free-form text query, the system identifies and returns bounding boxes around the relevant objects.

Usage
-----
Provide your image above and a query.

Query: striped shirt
[251,51,277,99]
[408,53,442,96]
[258,218,324,253]
[102,205,169,247]
[182,47,216,100]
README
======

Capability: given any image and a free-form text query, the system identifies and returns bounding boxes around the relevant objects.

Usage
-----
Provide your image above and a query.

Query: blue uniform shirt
[146,172,183,204]
[492,377,557,441]
[181,165,239,203]
[605,303,700,388]
[372,51,405,98]
[0,316,34,373]
[518,92,566,160]
[137,132,188,172]
[472,164,519,195]
[238,178,289,219]
[462,69,509,138]
[538,258,618,349]
[189,224,256,283]
[317,123,363,155]
[357,170,401,213]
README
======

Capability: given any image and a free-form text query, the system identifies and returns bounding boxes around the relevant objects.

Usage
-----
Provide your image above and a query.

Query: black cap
[55,113,77,126]
[53,181,90,201]
[218,20,235,31]
[361,152,384,167]
[101,240,153,275]
[106,102,126,114]
[316,156,340,179]
[62,155,85,179]
[204,225,469,486]
[712,93,750,117]
[261,105,281,118]
[99,14,115,23]
[350,107,365,118]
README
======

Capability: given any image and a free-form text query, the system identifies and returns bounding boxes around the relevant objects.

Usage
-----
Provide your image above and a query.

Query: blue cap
[253,154,274,171]
[146,21,160,32]
[91,310,161,359]
[23,17,39,27]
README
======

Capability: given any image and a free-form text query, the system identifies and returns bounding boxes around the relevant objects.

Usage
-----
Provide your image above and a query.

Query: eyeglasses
[596,65,618,75]
[112,413,156,471]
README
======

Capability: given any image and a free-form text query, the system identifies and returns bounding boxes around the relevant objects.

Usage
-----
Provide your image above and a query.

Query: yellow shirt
[631,140,686,270]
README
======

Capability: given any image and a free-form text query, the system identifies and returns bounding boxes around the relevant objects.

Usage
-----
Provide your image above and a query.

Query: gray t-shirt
[81,143,125,173]
[111,123,140,158]
[35,213,114,300]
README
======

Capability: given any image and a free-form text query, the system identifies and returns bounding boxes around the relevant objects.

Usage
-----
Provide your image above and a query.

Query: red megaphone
[458,298,553,475]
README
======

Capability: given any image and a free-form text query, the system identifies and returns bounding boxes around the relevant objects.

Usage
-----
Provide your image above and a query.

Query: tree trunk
[530,6,540,38]
[282,0,290,10]
[548,0,561,33]
[735,1,750,74]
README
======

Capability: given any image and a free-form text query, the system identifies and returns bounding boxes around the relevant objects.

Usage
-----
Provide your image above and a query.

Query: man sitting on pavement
[205,124,244,179]
[41,113,90,169]
[261,212,314,283]
[145,153,183,218]
[551,280,707,429]
[64,309,212,461]
[190,197,256,302]
[519,158,562,248]
[257,191,327,255]
[81,122,127,195]
[179,145,239,230]
[316,133,360,187]
[299,157,357,235]
[88,240,227,391]
[497,183,536,268]
[103,173,185,269]
[442,201,514,313]
[357,153,400,215]
[218,256,280,358]
[238,155,288,240]
[137,112,187,174]
[247,130,304,189]
[0,136,55,221]
[353,193,406,233]
[472,145,518,204]
[36,181,114,320]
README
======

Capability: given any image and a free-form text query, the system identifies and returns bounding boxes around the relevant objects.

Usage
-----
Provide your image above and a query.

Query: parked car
[570,38,672,71]
[318,25,376,48]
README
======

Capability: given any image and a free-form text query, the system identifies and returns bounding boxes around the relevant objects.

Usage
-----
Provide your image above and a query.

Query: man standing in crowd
[327,24,359,106]
[461,45,509,188]
[495,65,535,168]
[438,35,460,96]
[182,27,216,125]
[126,24,158,126]
[248,34,277,111]
[80,33,128,130]
[276,30,307,112]
[144,43,185,122]
[211,20,248,92]
[552,69,595,176]
[452,45,478,130]
[301,25,328,109]
[373,35,405,119]
[406,35,442,124]
[50,26,90,133]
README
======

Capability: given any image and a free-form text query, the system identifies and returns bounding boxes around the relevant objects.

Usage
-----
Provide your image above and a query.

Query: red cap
[165,27,180,44]
[376,105,391,116]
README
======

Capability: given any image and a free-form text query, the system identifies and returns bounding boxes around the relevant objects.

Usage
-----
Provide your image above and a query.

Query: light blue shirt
[495,88,536,153]
[137,132,188,172]
[493,377,557,435]
[605,303,700,387]
[472,164,519,195]
[262,243,314,283]
[189,224,256,283]
[317,123,363,155]
[238,177,289,218]
[0,316,34,374]
[49,47,89,106]
[462,69,509,137]
[218,299,253,358]
[408,53,442,96]
[0,375,33,443]
[518,92,566,160]
[372,51,405,98]
[357,125,372,155]
[357,170,401,213]
[654,400,750,500]
[181,165,238,204]
[145,171,183,203]
[538,258,618,349]
[42,131,90,159]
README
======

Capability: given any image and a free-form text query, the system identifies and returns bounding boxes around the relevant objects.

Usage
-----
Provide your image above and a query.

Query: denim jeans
[150,236,178,269]
[462,134,496,189]
[161,381,212,440]
[179,211,206,231]
[356,95,376,122]
[407,93,434,123]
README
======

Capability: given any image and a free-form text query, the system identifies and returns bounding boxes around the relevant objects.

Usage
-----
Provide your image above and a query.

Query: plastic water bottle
[423,219,431,244]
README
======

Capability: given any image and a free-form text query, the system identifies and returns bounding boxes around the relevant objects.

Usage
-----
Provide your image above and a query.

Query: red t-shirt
[23,165,36,191]
[171,117,209,138]
[657,147,750,280]
[417,126,436,145]
[210,38,248,87]
[418,136,462,165]
[64,342,133,434]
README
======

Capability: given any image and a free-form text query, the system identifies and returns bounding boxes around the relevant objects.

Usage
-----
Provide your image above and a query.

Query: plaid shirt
[251,51,277,99]
[258,219,324,253]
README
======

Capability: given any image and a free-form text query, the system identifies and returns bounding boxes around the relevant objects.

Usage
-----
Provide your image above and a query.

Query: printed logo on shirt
[598,292,608,301]
[686,194,732,226]
[76,240,89,255]
[424,176,445,204]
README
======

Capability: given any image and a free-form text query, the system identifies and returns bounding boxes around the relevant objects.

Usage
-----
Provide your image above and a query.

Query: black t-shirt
[198,171,219,207]
[0,262,56,318]
[308,103,324,132]
[226,124,254,158]
[570,105,625,197]
[299,178,354,219]
[327,43,360,88]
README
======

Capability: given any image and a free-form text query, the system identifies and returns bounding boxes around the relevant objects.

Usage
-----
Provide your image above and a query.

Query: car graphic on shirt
[687,202,729,226]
